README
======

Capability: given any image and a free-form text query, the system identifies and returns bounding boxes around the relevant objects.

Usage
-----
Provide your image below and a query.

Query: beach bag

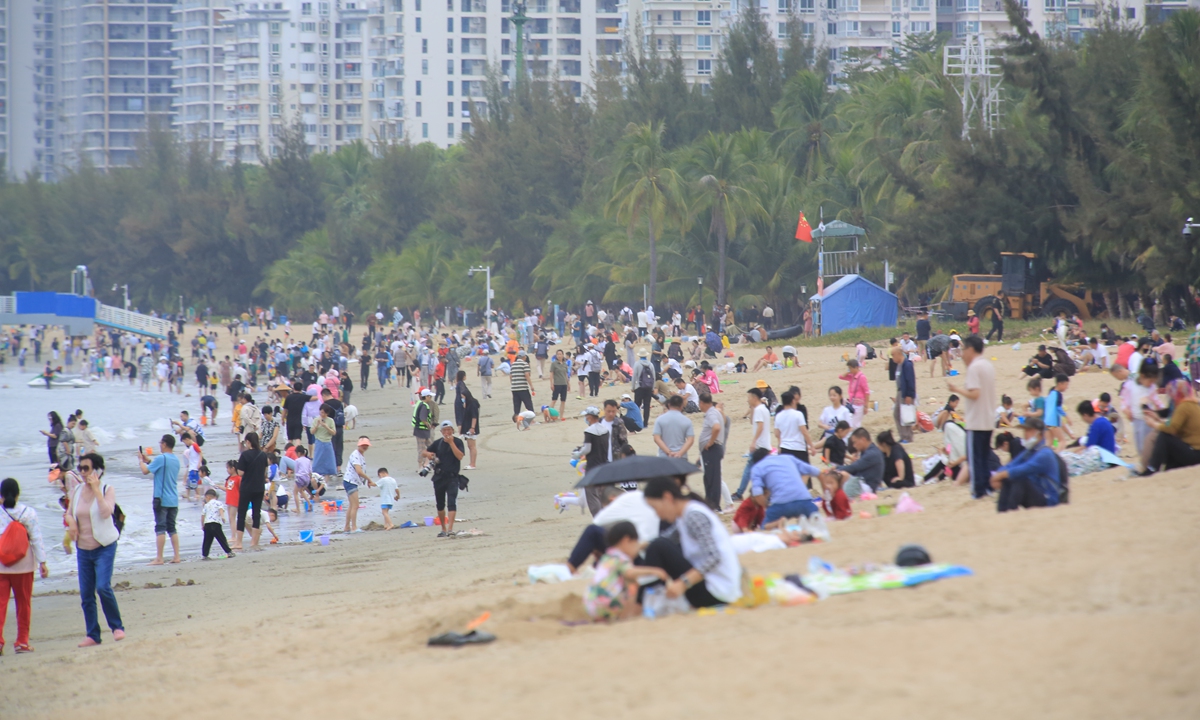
[0,508,30,566]
[899,403,917,426]
[916,411,935,433]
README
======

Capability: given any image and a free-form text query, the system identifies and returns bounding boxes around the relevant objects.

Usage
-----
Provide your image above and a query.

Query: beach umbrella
[574,455,698,488]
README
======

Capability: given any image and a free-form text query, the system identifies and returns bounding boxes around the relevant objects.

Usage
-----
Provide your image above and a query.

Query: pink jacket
[839,371,870,406]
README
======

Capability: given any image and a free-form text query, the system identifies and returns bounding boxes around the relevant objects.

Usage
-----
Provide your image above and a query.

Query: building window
[827,0,836,8]
[910,20,930,32]
[448,17,454,31]
[800,0,814,9]
[447,101,454,116]
[777,22,789,39]
[827,21,837,35]
[302,2,313,14]
[801,21,814,36]
[270,22,282,35]
[416,80,422,95]
[697,34,711,50]
[448,123,455,138]
[422,122,428,138]
[892,21,901,36]
[302,21,317,32]
[447,59,455,74]
[778,0,791,8]
[696,10,711,25]
[416,17,422,31]
[416,101,422,115]
[697,58,711,75]
[447,81,454,94]
[422,38,428,52]
[422,59,429,74]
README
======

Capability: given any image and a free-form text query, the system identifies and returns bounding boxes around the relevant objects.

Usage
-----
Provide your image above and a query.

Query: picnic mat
[803,561,973,597]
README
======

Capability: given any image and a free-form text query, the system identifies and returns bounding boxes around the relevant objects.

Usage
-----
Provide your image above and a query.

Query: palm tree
[681,132,767,307]
[772,71,839,182]
[356,223,455,313]
[606,122,685,307]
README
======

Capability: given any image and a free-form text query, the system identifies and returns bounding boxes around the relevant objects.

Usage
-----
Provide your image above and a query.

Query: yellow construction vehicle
[937,252,1098,321]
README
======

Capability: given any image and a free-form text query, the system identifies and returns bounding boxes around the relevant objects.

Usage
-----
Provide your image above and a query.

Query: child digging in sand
[584,521,670,622]
[376,468,398,530]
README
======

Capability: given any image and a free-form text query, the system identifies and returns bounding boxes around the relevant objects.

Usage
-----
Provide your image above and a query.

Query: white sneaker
[465,465,476,470]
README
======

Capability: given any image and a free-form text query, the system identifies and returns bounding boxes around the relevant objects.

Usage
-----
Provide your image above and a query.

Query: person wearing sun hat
[423,421,466,536]
[754,378,777,410]
[342,437,375,533]
[631,347,656,427]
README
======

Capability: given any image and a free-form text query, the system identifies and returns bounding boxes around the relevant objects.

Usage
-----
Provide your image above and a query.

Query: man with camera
[422,421,466,537]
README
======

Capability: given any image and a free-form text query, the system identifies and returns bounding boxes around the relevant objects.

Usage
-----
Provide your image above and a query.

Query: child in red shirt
[223,460,242,535]
[733,496,765,532]
[819,472,852,520]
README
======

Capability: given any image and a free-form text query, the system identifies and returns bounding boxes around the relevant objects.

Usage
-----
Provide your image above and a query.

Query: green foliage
[5,14,1200,324]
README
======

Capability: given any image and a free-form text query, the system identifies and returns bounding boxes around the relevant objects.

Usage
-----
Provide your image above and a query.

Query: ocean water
[0,369,408,577]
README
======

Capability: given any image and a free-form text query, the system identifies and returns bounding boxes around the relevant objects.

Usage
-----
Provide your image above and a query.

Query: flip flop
[427,630,496,647]
[398,520,419,528]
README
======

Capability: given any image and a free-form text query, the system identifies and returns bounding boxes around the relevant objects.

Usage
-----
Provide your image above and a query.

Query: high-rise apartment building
[173,0,231,156]
[1,0,58,180]
[57,0,177,171]
[1,0,1195,179]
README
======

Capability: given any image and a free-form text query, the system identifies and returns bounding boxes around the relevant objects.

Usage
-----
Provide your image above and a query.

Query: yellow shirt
[232,404,242,431]
[1163,400,1200,449]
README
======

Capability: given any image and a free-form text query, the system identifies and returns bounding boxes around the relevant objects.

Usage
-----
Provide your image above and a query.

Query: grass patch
[746,318,1148,348]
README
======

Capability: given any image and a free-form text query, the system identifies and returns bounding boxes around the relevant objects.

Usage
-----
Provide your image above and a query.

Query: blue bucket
[299,530,314,543]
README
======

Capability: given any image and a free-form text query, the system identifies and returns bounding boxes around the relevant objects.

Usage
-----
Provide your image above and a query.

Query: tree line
[2,1,1199,324]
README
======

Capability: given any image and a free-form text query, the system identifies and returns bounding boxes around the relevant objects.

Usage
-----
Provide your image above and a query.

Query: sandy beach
[3,325,1198,719]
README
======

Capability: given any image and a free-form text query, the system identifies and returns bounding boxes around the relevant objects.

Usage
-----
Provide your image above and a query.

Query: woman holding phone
[66,453,125,647]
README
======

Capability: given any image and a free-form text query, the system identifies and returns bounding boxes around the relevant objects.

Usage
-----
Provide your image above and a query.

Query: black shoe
[731,493,743,502]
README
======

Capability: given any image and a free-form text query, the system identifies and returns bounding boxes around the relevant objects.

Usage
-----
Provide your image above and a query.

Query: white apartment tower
[1,0,58,180]
[56,0,177,171]
[173,0,232,156]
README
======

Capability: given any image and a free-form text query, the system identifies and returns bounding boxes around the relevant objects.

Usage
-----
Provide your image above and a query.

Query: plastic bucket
[424,516,435,526]
[319,535,330,546]
[335,499,345,510]
[299,530,314,543]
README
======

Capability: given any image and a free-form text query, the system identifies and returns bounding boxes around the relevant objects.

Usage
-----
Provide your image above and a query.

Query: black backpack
[637,364,655,389]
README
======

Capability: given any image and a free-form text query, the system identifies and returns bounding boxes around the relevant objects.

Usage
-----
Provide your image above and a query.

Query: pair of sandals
[437,530,457,538]
[0,644,33,655]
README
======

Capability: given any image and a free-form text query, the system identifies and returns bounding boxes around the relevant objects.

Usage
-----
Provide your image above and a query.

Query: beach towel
[803,561,972,597]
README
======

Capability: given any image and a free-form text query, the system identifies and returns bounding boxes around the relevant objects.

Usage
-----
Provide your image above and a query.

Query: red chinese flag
[795,212,813,243]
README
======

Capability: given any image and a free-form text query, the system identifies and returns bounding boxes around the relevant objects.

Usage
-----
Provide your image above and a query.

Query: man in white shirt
[948,336,996,500]
[899,332,918,355]
[774,389,814,463]
[1082,337,1109,371]
[674,377,700,413]
[732,388,772,501]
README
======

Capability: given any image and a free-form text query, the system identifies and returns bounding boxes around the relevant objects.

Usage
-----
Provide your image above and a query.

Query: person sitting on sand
[584,522,671,622]
[752,346,779,372]
[640,478,742,608]
[989,418,1067,512]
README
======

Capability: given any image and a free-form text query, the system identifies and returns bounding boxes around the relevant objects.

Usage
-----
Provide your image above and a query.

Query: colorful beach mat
[803,563,973,597]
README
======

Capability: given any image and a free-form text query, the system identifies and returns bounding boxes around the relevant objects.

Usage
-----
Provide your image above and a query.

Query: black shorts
[287,423,303,441]
[552,384,567,402]
[434,476,459,512]
[928,349,943,359]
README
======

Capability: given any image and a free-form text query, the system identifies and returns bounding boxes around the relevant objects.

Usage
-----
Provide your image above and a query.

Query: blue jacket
[1003,441,1062,506]
[896,358,916,401]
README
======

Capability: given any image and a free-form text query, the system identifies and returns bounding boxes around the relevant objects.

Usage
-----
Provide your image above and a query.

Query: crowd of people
[4,299,1200,649]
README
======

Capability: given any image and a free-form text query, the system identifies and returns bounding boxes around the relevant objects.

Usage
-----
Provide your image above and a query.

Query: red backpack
[0,508,30,567]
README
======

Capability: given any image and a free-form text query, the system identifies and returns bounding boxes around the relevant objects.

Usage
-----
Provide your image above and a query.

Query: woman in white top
[0,478,49,654]
[66,453,126,647]
[819,386,854,436]
[641,478,742,607]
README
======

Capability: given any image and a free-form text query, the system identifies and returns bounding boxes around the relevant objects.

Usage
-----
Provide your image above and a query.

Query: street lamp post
[112,284,130,311]
[468,265,492,333]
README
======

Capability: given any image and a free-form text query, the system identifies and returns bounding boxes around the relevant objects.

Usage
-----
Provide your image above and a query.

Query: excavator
[936,252,1099,321]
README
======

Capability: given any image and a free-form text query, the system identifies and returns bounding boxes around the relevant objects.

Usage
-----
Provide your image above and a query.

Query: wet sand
[3,327,1198,719]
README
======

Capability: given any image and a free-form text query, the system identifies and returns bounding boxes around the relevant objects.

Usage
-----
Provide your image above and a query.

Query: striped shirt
[510,359,531,392]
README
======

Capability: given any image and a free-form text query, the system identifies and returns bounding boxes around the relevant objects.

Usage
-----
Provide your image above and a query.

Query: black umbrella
[574,455,698,488]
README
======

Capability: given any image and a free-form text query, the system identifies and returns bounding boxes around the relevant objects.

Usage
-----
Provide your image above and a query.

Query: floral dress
[584,548,632,621]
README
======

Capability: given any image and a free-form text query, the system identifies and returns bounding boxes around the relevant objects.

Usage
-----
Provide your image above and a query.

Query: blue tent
[809,274,897,335]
